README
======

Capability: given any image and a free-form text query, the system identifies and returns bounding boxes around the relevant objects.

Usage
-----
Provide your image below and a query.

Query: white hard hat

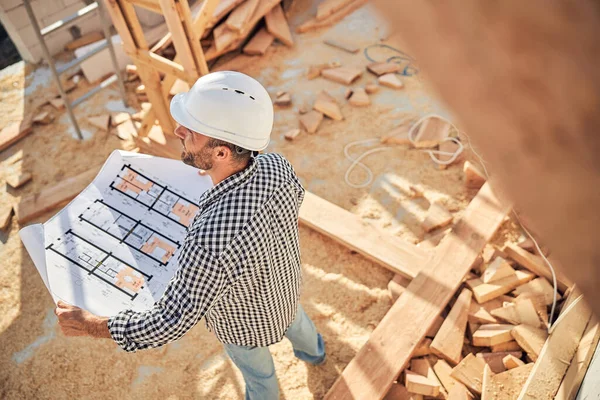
[170,71,273,151]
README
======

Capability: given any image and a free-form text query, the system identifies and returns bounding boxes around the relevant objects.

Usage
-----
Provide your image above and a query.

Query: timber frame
[104,0,219,136]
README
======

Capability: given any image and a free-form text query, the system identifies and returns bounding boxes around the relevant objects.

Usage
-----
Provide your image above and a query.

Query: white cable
[344,139,391,188]
[407,114,465,166]
[461,129,560,332]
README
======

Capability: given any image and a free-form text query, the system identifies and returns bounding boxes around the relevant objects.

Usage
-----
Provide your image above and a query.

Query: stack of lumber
[384,238,596,400]
[175,0,295,61]
[297,0,369,33]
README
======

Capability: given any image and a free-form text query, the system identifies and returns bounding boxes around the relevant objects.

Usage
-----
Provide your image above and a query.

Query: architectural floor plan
[20,151,213,316]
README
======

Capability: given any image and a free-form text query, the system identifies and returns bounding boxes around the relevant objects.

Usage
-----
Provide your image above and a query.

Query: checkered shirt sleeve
[108,238,228,352]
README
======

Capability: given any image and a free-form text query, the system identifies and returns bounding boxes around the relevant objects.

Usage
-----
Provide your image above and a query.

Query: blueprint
[19,150,213,316]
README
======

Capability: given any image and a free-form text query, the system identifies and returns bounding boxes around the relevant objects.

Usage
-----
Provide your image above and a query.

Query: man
[55,71,325,399]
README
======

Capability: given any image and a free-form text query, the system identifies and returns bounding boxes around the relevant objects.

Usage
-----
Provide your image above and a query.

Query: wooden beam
[127,0,162,14]
[15,167,100,223]
[177,0,213,75]
[517,290,592,399]
[225,0,259,32]
[159,0,199,78]
[324,183,512,399]
[555,316,600,399]
[265,3,294,46]
[132,50,195,85]
[466,270,535,303]
[511,324,548,362]
[299,191,428,280]
[430,288,472,365]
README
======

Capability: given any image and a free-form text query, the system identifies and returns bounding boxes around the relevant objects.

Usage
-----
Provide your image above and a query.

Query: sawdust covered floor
[0,1,523,399]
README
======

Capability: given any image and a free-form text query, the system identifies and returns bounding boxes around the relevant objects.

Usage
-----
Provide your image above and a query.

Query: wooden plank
[159,0,199,77]
[242,27,274,55]
[226,0,259,32]
[491,341,522,352]
[481,363,534,400]
[379,73,404,89]
[324,38,359,53]
[430,288,472,365]
[491,303,521,325]
[511,324,548,362]
[514,297,543,329]
[450,353,487,394]
[176,0,212,75]
[413,338,433,358]
[321,67,363,85]
[426,314,445,338]
[368,62,402,76]
[472,324,515,347]
[555,317,600,400]
[388,274,410,302]
[464,161,487,190]
[0,117,32,152]
[325,183,512,400]
[477,351,522,374]
[299,192,428,280]
[65,32,104,51]
[405,370,440,397]
[512,277,561,305]
[15,167,100,223]
[413,117,451,148]
[482,257,515,283]
[384,384,423,400]
[7,171,32,189]
[517,291,592,399]
[504,243,570,292]
[469,302,498,325]
[299,110,323,133]
[502,354,525,370]
[204,0,246,31]
[206,0,281,60]
[297,0,367,33]
[422,201,453,233]
[467,270,535,303]
[314,97,343,120]
[432,358,460,392]
[0,204,13,231]
[446,383,471,400]
[265,4,293,46]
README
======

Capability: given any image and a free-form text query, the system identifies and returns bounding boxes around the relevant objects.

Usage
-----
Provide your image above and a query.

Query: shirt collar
[197,156,257,212]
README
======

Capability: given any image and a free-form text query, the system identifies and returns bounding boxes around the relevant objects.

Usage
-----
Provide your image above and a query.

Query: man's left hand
[55,300,111,339]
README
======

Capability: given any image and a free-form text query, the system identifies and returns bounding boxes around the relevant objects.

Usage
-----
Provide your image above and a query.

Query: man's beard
[181,141,214,170]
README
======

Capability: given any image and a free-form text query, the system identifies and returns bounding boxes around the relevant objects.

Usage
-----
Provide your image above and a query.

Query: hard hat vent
[221,86,256,100]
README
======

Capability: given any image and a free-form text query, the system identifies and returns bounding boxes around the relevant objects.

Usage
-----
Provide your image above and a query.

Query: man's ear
[214,145,230,162]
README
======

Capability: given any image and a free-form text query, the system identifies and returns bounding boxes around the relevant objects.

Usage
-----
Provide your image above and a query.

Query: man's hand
[55,301,111,339]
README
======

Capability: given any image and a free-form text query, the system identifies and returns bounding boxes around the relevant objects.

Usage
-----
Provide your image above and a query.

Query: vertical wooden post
[159,0,199,79]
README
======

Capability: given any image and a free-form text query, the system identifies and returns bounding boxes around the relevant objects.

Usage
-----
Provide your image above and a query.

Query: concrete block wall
[0,0,105,63]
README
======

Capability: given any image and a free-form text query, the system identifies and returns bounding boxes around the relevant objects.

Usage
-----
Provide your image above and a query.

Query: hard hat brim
[170,93,270,151]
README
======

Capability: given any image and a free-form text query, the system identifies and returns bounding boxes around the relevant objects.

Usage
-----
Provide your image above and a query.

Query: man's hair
[206,138,252,165]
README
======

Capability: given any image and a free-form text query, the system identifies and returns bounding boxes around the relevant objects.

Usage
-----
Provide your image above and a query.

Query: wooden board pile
[151,0,295,62]
[384,238,598,400]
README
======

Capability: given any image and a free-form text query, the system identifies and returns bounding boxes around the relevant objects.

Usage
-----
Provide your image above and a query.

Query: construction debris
[87,115,110,132]
[367,62,401,76]
[0,204,12,231]
[365,83,380,94]
[321,66,363,85]
[313,91,343,120]
[116,119,137,140]
[413,117,451,148]
[348,88,370,107]
[299,110,323,133]
[307,61,341,79]
[111,112,131,127]
[324,38,359,53]
[297,0,368,33]
[50,97,65,110]
[284,128,301,141]
[243,27,275,55]
[265,4,294,46]
[378,73,404,89]
[274,92,292,107]
[464,161,487,190]
[32,111,54,125]
[6,171,32,189]
[422,201,453,232]
[0,117,33,152]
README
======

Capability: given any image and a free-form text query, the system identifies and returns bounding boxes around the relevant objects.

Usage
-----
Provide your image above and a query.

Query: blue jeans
[223,305,325,400]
